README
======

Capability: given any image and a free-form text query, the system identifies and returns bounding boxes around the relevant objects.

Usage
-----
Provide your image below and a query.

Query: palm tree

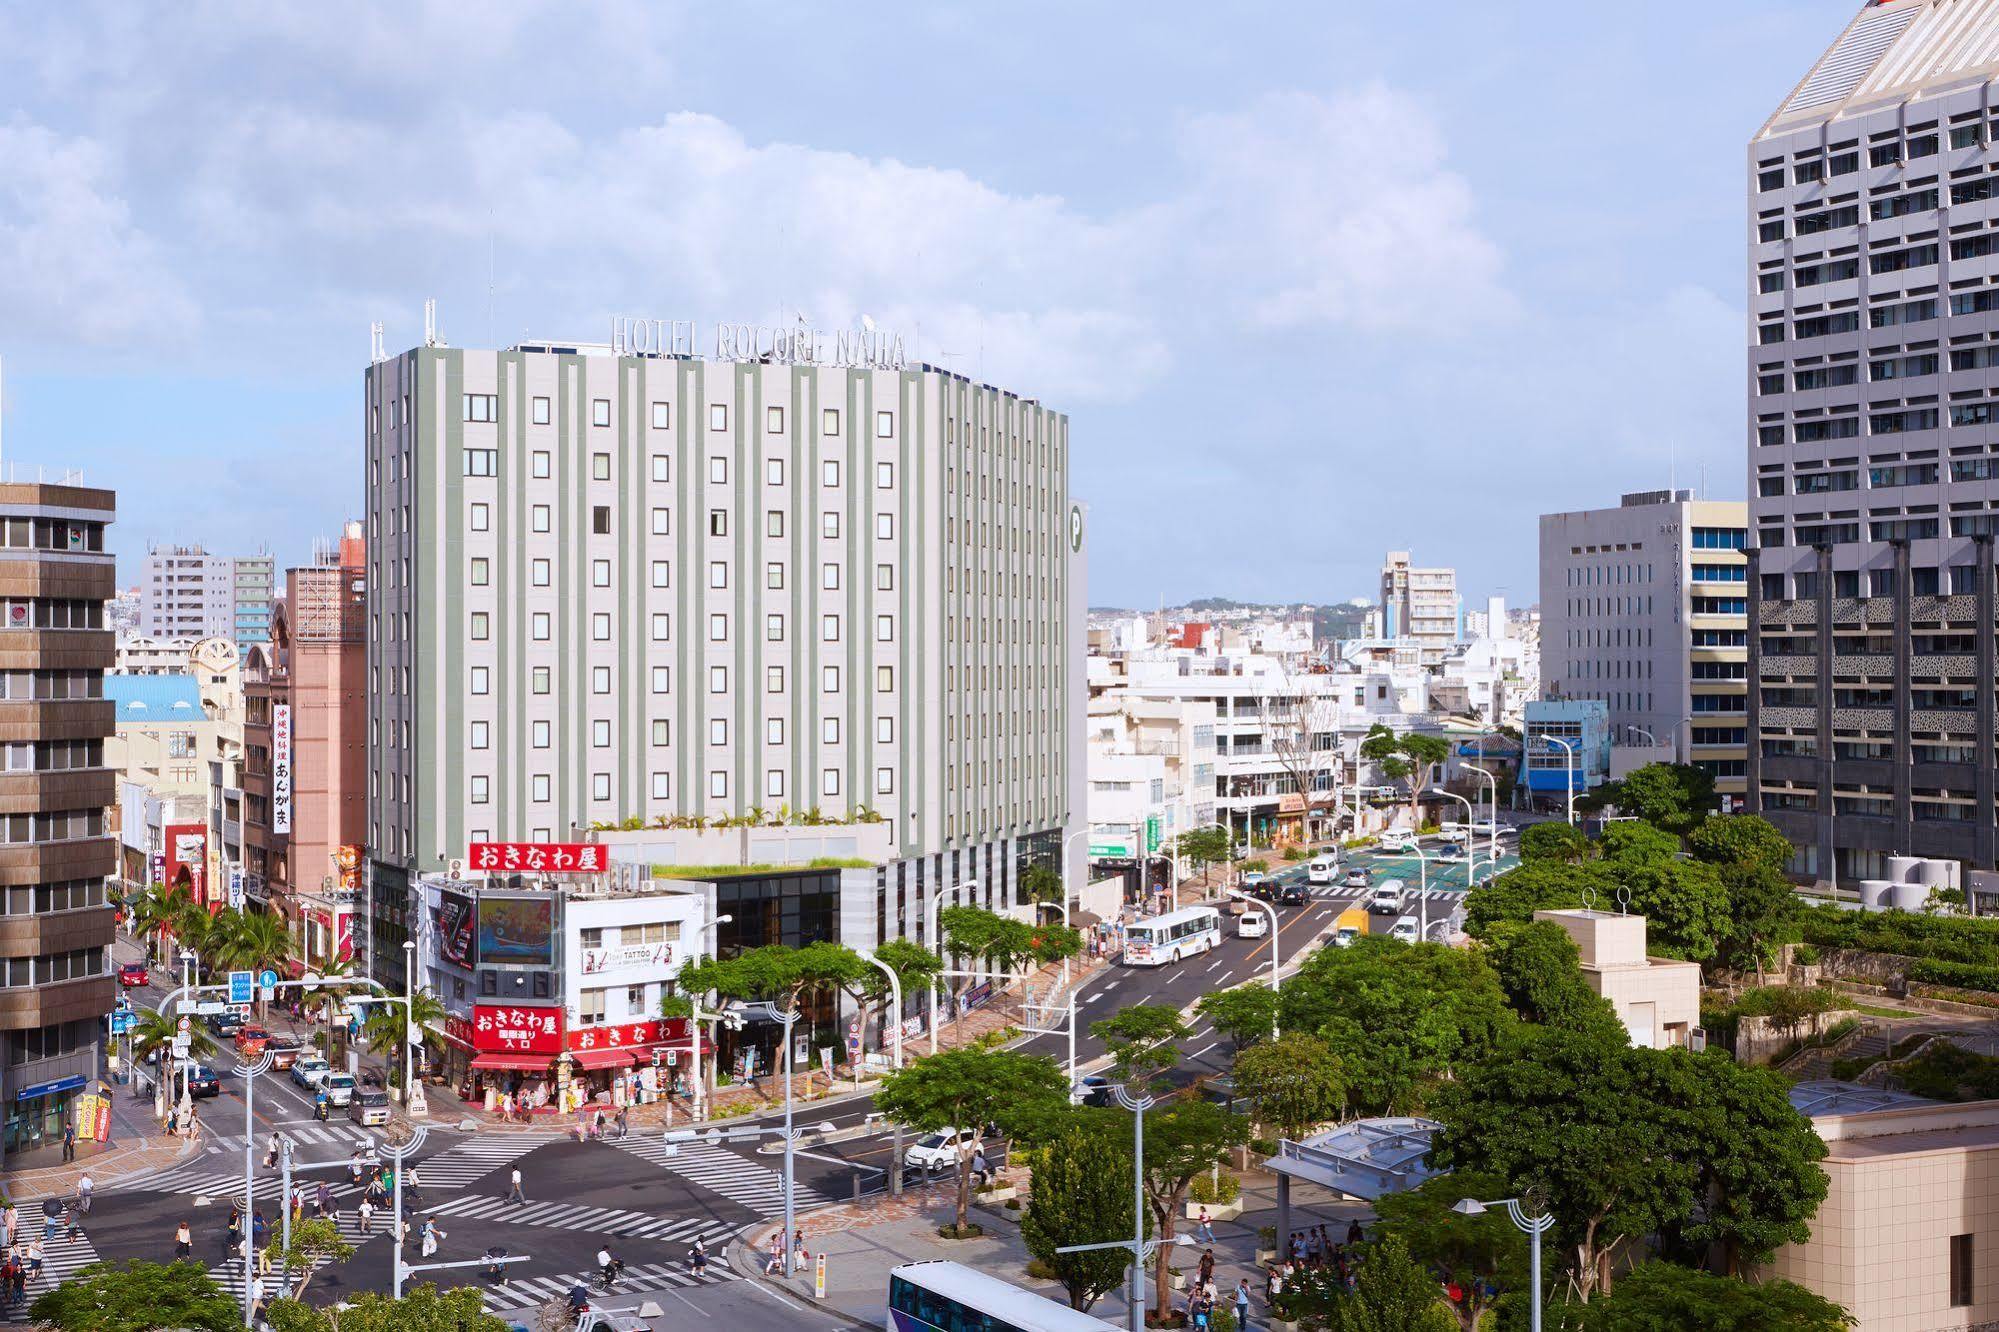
[299,957,361,1064]
[361,988,448,1090]
[130,1009,220,1104]
[215,911,296,1021]
[127,882,197,964]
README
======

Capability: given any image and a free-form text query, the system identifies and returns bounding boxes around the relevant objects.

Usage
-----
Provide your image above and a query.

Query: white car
[904,1127,981,1171]
[1380,829,1420,852]
[1237,912,1269,939]
[322,1072,358,1108]
[1305,857,1336,885]
[289,1056,331,1090]
[1390,915,1421,943]
[1333,925,1362,948]
[1368,880,1409,915]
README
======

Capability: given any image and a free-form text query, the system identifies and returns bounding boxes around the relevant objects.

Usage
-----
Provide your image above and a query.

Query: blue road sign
[228,970,254,1005]
[258,969,278,990]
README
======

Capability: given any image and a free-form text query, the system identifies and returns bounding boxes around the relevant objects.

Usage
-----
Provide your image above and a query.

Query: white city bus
[1123,904,1223,967]
[888,1260,1118,1331]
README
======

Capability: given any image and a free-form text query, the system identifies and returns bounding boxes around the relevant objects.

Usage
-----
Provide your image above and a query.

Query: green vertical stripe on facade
[678,361,698,812]
[900,370,919,860]
[791,373,810,811]
[738,364,755,812]
[439,349,465,864]
[621,358,641,817]
[848,371,866,822]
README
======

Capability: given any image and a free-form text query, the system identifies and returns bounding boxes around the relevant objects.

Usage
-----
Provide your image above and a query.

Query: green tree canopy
[1280,936,1512,1115]
[1138,1099,1251,1322]
[1596,820,1682,866]
[1597,763,1715,836]
[28,1259,238,1332]
[1433,1029,1830,1303]
[1612,858,1731,964]
[1482,920,1624,1039]
[1580,1262,1851,1332]
[1688,815,1794,870]
[675,940,876,1020]
[1020,862,1064,908]
[1464,861,1607,938]
[1372,1169,1527,1332]
[875,1048,1069,1232]
[1520,822,1592,864]
[360,988,449,1086]
[1090,1004,1192,1090]
[1194,984,1278,1054]
[1020,1127,1141,1311]
[264,1284,513,1332]
[1176,826,1233,871]
[1318,1232,1458,1332]
[277,1215,355,1301]
[1231,1033,1346,1140]
[939,905,1083,975]
[1431,1025,1701,1301]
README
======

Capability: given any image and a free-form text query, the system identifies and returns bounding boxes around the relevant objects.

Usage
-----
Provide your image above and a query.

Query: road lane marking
[1215,970,1234,985]
[1189,1043,1216,1060]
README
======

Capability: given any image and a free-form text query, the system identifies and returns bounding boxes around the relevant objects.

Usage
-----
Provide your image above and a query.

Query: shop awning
[468,1052,553,1072]
[566,1047,636,1071]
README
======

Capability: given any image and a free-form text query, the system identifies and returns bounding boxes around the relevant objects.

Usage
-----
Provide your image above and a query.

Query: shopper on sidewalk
[61,1122,75,1162]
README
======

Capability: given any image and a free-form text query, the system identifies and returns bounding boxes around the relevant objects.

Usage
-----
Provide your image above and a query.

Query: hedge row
[1799,904,1999,966]
[1907,958,1999,995]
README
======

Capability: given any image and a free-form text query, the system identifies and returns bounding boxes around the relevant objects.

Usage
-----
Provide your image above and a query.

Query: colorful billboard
[436,890,477,967]
[472,1004,563,1055]
[475,894,556,965]
[271,703,293,835]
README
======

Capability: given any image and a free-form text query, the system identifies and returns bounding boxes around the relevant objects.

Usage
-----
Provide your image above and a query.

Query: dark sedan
[187,1065,222,1098]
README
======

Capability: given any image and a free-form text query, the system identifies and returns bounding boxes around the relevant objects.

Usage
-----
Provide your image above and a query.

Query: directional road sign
[228,970,254,1005]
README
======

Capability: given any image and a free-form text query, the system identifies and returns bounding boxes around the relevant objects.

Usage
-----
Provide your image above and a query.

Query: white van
[1390,915,1421,944]
[1237,912,1269,939]
[1367,880,1408,916]
[1306,856,1336,885]
[1379,828,1420,852]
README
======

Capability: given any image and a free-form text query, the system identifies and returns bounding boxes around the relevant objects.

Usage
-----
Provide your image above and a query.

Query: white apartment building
[364,333,1086,967]
[1539,490,1749,799]
[139,545,275,649]
[1380,550,1461,663]
[1085,693,1219,875]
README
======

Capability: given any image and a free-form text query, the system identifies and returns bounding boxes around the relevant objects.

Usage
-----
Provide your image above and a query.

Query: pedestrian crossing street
[424,1193,734,1244]
[415,1134,561,1191]
[488,1257,735,1314]
[1,1232,101,1325]
[202,1206,385,1301]
[614,1136,838,1216]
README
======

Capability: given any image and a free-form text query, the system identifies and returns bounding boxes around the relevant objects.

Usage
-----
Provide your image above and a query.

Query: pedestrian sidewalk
[426,955,1109,1134]
[0,1077,201,1203]
[732,1159,1371,1328]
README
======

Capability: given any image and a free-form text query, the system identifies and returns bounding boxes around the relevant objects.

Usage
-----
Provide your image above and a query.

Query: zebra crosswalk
[201,1124,386,1157]
[203,1206,384,1301]
[127,1161,356,1204]
[1305,886,1464,902]
[414,1134,559,1191]
[1,1231,101,1325]
[423,1193,732,1244]
[613,1136,836,1217]
[486,1257,735,1314]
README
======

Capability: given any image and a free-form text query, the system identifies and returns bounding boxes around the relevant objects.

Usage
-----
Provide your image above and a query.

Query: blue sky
[0,2,1849,608]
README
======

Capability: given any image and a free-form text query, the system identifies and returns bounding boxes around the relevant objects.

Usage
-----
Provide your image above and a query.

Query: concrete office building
[1749,0,1999,881]
[0,481,118,1163]
[363,333,1085,985]
[1379,551,1459,664]
[1540,491,1750,800]
[139,544,276,649]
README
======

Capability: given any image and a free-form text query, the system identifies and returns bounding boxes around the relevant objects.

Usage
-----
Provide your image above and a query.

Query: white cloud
[1174,87,1512,332]
[0,124,196,346]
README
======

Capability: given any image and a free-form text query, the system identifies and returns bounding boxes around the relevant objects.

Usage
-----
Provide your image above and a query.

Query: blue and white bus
[1122,904,1223,967]
[887,1260,1118,1331]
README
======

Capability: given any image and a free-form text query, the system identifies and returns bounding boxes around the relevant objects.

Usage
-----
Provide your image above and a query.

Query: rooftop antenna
[424,299,440,349]
[370,322,386,365]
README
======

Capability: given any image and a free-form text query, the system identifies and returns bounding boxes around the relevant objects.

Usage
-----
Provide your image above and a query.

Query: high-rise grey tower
[1749,0,1999,884]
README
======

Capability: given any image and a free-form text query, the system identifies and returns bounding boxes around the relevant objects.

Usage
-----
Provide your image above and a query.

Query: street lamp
[861,951,905,1070]
[685,914,733,1120]
[1547,736,1578,826]
[1431,788,1478,886]
[1055,1081,1186,1332]
[401,940,416,1109]
[1452,1197,1555,1332]
[1462,761,1499,884]
[1225,892,1281,1041]
[232,1051,276,1328]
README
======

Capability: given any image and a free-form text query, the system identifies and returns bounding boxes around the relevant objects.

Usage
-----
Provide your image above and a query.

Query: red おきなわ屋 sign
[472,1004,564,1054]
[467,842,608,874]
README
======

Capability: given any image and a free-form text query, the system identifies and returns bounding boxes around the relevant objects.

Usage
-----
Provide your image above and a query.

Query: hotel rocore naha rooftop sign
[610,315,908,371]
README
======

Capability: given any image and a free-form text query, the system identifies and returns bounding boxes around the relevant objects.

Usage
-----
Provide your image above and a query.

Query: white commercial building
[364,329,1087,976]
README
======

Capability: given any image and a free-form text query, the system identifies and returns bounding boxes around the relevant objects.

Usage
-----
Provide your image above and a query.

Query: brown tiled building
[241,523,367,969]
[0,481,117,1160]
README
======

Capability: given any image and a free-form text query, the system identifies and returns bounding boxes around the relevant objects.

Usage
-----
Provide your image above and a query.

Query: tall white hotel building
[363,327,1087,963]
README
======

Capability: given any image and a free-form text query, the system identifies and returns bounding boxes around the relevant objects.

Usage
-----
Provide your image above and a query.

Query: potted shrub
[1256,1224,1279,1266]
[1185,1171,1243,1222]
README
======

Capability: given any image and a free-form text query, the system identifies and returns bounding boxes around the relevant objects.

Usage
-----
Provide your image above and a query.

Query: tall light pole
[861,951,905,1070]
[1055,1081,1186,1332]
[1462,761,1499,884]
[233,1051,275,1327]
[1548,735,1578,826]
[925,882,971,1055]
[1226,892,1281,1041]
[1452,1196,1555,1332]
[1432,788,1478,886]
[685,914,733,1119]
[401,940,416,1107]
